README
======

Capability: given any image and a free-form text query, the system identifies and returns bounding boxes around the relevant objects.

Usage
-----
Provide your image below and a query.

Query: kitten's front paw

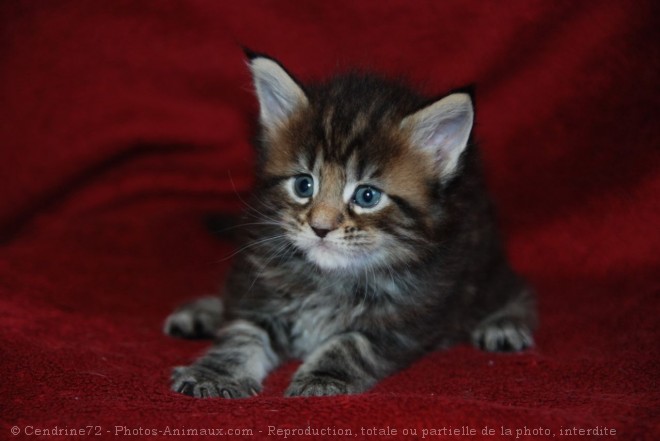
[472,320,534,352]
[285,374,354,397]
[163,297,223,339]
[171,366,260,399]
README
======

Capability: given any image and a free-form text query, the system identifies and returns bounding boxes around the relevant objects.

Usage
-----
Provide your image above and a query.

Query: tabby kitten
[165,51,537,398]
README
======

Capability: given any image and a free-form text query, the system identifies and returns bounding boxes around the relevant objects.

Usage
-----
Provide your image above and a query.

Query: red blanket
[2,1,658,439]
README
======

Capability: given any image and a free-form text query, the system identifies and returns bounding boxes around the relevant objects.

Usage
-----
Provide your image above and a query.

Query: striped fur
[166,53,537,398]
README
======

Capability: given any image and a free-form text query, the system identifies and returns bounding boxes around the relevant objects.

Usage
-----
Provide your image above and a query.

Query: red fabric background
[1,1,658,439]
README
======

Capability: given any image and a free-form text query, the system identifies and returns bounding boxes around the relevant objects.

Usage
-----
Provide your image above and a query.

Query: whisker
[217,234,289,262]
[227,170,281,225]
[210,220,282,235]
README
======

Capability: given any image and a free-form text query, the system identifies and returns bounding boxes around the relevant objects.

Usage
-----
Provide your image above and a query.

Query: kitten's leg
[471,288,537,352]
[285,332,396,397]
[171,320,279,398]
[163,296,223,339]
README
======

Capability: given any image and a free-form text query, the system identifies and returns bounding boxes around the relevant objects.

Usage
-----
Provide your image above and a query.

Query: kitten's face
[262,113,436,271]
[248,55,473,273]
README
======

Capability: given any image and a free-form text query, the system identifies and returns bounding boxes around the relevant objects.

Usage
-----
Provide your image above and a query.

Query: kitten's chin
[304,242,386,272]
[305,245,354,271]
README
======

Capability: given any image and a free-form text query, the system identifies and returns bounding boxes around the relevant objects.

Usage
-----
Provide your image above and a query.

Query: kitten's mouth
[289,230,383,271]
[291,234,354,270]
[314,238,331,249]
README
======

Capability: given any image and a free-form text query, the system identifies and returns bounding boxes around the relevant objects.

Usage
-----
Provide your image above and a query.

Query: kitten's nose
[308,203,344,239]
[311,227,331,238]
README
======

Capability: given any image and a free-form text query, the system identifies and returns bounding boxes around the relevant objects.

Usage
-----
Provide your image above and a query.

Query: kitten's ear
[401,93,474,179]
[247,54,308,132]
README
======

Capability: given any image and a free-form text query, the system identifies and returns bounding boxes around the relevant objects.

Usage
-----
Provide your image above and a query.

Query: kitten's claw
[171,365,261,399]
[472,320,534,352]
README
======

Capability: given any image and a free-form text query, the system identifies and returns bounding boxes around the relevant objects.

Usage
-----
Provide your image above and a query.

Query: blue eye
[353,186,382,208]
[293,175,314,198]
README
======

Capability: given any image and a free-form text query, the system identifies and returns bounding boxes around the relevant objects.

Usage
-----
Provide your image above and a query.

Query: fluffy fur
[165,52,537,398]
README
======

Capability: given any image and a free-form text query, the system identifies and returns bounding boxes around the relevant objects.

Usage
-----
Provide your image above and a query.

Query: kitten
[164,51,537,398]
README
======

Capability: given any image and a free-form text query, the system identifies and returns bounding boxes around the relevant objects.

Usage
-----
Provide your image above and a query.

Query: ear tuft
[242,46,263,61]
[247,55,308,133]
[401,93,474,180]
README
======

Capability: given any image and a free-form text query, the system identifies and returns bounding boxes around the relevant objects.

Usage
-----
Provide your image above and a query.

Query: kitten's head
[247,53,474,272]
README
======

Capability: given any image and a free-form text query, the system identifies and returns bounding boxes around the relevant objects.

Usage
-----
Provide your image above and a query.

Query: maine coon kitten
[164,52,537,398]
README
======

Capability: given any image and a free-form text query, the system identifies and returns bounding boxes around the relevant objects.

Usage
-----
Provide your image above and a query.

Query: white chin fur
[298,239,389,272]
[306,245,356,270]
